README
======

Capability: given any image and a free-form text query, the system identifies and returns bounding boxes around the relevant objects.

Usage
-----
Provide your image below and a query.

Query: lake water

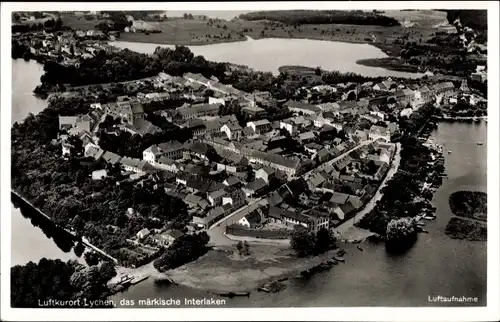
[110,38,423,78]
[11,58,486,306]
[10,59,82,266]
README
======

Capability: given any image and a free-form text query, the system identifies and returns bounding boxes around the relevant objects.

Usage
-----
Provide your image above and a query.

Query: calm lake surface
[11,59,81,266]
[110,38,423,78]
[11,58,486,306]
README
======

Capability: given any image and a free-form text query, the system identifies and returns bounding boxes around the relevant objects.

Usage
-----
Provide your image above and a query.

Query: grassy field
[62,10,452,50]
[119,18,247,45]
[165,244,343,293]
[383,10,450,28]
[61,15,109,30]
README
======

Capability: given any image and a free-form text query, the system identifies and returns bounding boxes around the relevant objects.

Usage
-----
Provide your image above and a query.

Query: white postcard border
[1,1,499,321]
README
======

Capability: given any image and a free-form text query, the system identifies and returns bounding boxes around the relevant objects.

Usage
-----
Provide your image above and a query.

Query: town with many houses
[12,16,488,258]
[55,57,485,253]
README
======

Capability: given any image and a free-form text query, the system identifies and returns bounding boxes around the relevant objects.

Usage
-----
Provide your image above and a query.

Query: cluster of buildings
[13,29,116,66]
[56,68,474,242]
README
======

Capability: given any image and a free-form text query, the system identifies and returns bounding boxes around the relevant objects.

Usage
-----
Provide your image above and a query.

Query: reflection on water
[11,193,80,264]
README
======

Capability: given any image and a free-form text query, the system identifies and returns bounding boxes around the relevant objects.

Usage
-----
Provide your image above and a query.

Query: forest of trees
[239,10,400,27]
[10,96,190,264]
[37,46,228,87]
[11,258,116,308]
[444,10,487,33]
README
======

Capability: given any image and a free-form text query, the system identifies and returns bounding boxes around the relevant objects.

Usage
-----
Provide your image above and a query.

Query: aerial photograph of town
[2,2,498,321]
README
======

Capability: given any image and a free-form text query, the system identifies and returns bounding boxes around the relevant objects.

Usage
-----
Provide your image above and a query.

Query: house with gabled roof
[238,208,264,228]
[242,178,267,198]
[247,119,272,134]
[284,100,322,115]
[207,189,227,207]
[102,151,122,165]
[307,172,326,190]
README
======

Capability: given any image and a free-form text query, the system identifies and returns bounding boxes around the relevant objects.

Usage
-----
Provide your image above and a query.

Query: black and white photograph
[1,2,499,321]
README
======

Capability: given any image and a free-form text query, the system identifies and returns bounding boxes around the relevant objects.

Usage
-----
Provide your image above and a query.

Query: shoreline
[163,245,347,294]
[356,57,422,73]
[434,115,488,121]
[117,34,249,47]
[114,34,402,59]
[109,35,428,77]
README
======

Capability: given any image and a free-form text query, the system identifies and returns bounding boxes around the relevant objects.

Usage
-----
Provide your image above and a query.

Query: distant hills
[238,10,401,27]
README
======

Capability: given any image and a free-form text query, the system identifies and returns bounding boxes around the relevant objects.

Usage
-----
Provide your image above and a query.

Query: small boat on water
[474,117,480,122]
[218,291,250,297]
[477,142,483,145]
[333,256,345,263]
[357,246,364,252]
[258,287,270,293]
[448,150,452,154]
[423,215,436,220]
[130,274,150,285]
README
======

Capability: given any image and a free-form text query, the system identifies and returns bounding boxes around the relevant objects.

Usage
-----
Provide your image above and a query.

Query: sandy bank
[164,245,344,293]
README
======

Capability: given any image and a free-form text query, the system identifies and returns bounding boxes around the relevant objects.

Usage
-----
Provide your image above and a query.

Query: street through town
[206,139,378,246]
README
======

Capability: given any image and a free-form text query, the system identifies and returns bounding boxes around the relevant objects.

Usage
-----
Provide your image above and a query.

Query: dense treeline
[12,40,31,60]
[12,17,63,33]
[11,258,116,308]
[239,10,400,27]
[444,10,487,44]
[290,226,336,257]
[38,46,228,87]
[445,10,487,32]
[40,49,159,86]
[11,259,79,308]
[36,45,384,102]
[153,232,210,271]
[11,96,190,263]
